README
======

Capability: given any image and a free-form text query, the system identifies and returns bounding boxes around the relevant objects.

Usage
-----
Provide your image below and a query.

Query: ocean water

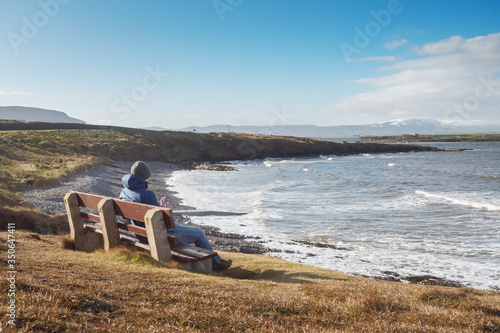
[167,142,500,290]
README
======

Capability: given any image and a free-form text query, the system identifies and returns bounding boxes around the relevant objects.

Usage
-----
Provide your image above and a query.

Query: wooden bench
[64,191,218,272]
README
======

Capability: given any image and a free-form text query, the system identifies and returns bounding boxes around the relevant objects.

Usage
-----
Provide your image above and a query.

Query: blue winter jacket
[119,174,159,207]
[119,174,159,243]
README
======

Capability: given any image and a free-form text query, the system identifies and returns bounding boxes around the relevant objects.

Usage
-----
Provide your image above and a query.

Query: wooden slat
[112,198,175,229]
[130,241,150,251]
[127,241,199,263]
[84,224,102,232]
[81,212,100,223]
[116,221,148,237]
[75,192,105,210]
[115,233,196,262]
[171,243,218,260]
[89,221,157,239]
[171,251,200,263]
[118,233,149,248]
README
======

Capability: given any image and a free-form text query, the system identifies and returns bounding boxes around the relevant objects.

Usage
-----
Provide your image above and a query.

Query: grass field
[1,231,499,332]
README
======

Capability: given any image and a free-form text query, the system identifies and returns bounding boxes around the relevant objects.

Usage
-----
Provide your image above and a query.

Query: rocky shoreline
[23,161,464,287]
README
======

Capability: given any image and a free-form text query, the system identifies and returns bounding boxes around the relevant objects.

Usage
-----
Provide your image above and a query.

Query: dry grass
[0,231,499,332]
[0,205,68,235]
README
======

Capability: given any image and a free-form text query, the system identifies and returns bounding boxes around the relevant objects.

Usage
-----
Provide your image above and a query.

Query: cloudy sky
[1,0,500,128]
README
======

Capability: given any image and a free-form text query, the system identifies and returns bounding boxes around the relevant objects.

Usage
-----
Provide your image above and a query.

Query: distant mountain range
[3,106,500,137]
[0,106,85,124]
[177,118,500,138]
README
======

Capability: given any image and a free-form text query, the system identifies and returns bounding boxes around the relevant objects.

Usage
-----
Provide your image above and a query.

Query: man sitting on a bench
[119,161,232,271]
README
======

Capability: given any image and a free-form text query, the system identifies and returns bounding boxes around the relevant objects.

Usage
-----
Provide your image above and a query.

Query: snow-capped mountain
[178,118,500,138]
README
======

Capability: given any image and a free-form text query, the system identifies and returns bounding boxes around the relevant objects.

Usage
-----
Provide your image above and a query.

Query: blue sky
[1,0,500,129]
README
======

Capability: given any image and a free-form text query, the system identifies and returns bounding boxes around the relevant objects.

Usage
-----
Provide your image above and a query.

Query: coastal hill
[0,106,85,124]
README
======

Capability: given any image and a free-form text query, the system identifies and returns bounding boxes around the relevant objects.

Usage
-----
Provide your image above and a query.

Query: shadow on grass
[222,267,348,284]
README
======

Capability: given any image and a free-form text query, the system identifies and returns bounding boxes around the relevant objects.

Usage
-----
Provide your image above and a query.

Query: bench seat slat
[171,243,218,259]
[81,212,101,223]
[89,222,180,245]
[90,220,149,237]
[171,251,202,263]
[117,221,148,237]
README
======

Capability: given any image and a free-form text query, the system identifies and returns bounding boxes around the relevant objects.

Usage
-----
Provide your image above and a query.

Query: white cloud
[385,39,407,51]
[415,33,500,55]
[416,35,464,55]
[328,33,500,124]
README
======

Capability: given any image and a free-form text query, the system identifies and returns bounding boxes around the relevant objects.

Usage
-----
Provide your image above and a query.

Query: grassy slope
[1,232,499,332]
[1,128,499,331]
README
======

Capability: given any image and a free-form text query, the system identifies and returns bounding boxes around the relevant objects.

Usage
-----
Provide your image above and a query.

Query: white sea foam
[416,190,500,212]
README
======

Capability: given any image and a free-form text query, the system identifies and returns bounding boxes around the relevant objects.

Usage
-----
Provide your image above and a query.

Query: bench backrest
[64,191,173,262]
[73,192,175,228]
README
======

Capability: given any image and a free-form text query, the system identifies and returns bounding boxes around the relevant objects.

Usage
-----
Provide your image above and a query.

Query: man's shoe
[215,259,232,271]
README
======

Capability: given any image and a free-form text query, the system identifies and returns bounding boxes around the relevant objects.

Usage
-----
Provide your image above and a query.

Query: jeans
[131,220,222,269]
[170,223,222,270]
